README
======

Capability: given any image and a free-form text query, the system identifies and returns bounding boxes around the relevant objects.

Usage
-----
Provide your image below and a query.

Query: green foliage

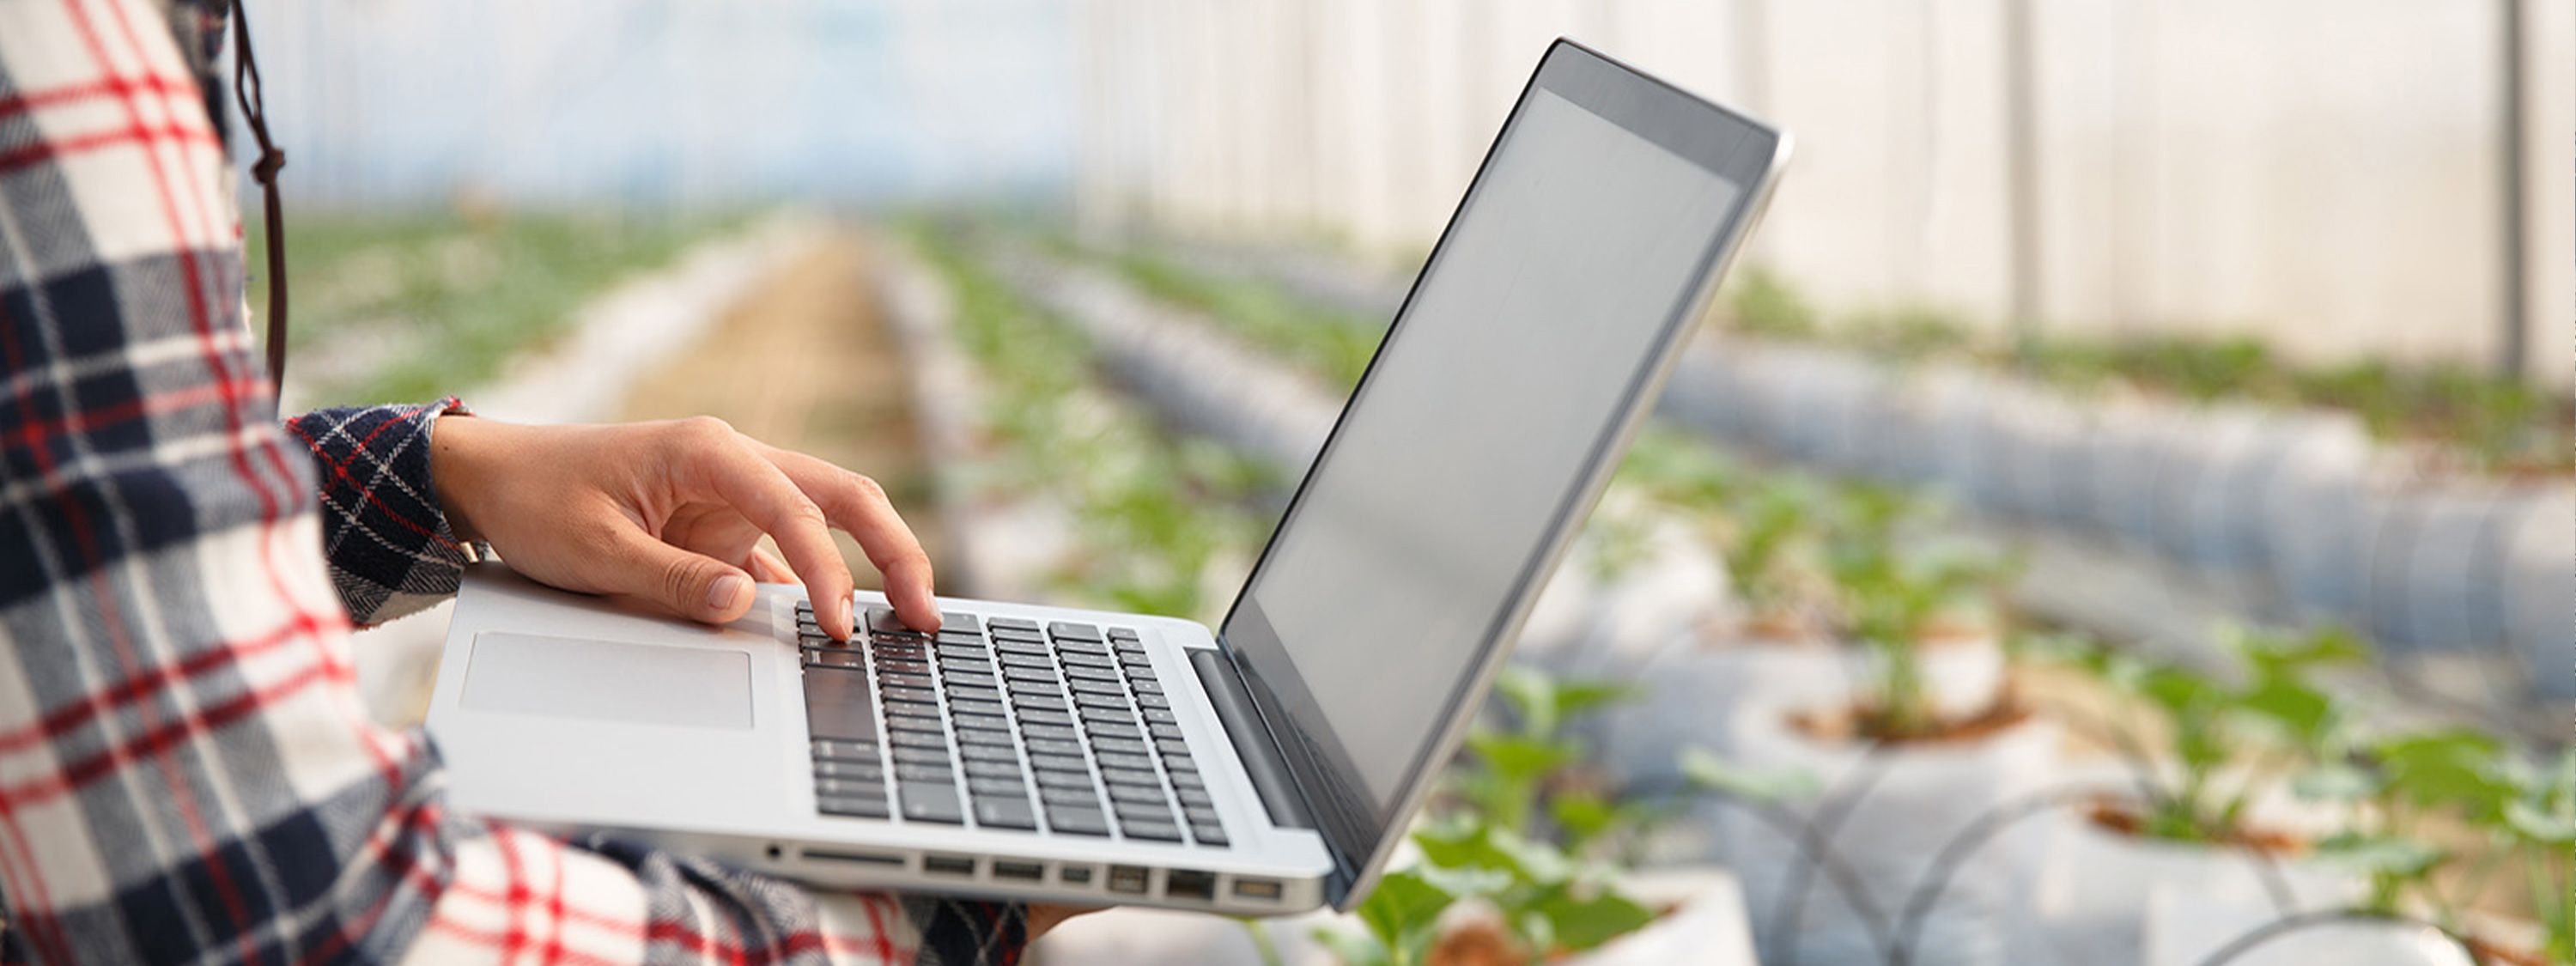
[2057,625,2366,846]
[1326,667,1661,964]
[1728,265,1819,339]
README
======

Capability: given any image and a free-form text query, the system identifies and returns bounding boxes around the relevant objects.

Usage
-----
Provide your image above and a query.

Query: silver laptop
[426,39,1787,915]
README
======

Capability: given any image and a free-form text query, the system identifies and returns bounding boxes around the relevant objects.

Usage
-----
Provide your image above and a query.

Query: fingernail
[708,574,750,611]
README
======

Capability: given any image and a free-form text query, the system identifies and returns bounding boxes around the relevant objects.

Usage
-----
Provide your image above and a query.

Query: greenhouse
[4,0,2564,963]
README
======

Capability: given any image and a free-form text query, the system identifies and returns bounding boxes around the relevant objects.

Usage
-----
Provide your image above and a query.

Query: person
[0,0,1080,960]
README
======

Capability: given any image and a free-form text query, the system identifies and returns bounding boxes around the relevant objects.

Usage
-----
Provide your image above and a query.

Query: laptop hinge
[1188,648,1314,830]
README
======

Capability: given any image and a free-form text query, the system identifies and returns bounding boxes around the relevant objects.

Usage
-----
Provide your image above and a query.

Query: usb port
[923,854,975,878]
[1107,866,1150,895]
[1233,878,1283,901]
[992,860,1043,882]
[1166,869,1215,902]
[1060,865,1095,885]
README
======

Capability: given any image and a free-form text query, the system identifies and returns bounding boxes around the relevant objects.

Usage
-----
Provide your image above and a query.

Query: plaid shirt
[0,0,1026,961]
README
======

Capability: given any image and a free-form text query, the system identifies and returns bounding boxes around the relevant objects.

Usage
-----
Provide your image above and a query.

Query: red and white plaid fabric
[0,0,1025,961]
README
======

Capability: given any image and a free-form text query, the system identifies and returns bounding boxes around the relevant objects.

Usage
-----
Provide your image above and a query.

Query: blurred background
[247,1,2574,963]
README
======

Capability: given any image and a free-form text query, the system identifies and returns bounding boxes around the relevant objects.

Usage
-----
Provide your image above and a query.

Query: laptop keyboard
[795,601,1229,848]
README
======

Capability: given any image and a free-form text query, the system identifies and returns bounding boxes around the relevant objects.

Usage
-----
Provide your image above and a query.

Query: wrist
[430,413,501,544]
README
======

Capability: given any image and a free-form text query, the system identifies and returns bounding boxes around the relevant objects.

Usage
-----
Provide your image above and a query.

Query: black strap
[229,0,288,397]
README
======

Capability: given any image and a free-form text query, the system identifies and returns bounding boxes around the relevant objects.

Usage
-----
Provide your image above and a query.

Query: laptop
[425,39,1788,914]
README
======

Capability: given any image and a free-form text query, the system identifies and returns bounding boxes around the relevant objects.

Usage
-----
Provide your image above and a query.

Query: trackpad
[461,632,754,730]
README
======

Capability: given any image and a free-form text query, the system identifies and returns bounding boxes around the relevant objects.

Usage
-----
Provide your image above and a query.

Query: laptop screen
[1218,42,1781,901]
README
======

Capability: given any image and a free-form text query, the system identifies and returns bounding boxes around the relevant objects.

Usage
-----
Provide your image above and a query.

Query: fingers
[669,418,857,640]
[604,525,759,624]
[756,443,941,632]
[744,546,798,584]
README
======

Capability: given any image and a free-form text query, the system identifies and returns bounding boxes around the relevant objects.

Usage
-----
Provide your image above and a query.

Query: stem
[2192,908,2481,966]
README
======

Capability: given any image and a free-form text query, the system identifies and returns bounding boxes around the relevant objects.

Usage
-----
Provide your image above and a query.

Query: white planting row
[1656,337,2572,702]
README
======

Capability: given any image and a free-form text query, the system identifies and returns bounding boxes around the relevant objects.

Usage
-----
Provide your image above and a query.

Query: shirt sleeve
[0,1,1025,961]
[283,400,477,627]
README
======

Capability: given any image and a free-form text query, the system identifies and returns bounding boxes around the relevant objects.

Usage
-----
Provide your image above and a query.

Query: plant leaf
[1680,749,1818,803]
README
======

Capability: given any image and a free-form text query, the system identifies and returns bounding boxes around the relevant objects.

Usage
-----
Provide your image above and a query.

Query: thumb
[605,527,758,624]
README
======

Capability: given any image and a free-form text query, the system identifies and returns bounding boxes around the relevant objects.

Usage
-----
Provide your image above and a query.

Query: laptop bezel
[1210,38,1792,910]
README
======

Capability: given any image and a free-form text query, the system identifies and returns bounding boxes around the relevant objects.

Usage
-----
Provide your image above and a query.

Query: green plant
[2061,626,2366,846]
[1727,264,1819,339]
[2298,737,2575,960]
[1106,247,1386,389]
[1317,668,1662,965]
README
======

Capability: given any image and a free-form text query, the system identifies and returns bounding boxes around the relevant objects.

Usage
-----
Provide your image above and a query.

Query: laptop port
[992,860,1044,883]
[1232,878,1283,901]
[1165,869,1215,902]
[1059,865,1094,885]
[1107,866,1151,895]
[804,848,903,867]
[923,854,976,878]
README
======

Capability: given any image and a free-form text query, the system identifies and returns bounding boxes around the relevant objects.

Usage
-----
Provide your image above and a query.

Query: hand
[428,415,939,640]
[1024,903,1099,941]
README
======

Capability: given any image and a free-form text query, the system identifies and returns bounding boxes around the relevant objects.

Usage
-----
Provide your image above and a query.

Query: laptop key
[958,744,1018,763]
[880,685,937,704]
[941,612,981,633]
[1176,788,1214,808]
[935,629,984,647]
[1182,805,1221,824]
[1058,651,1115,669]
[1013,695,1072,714]
[1067,680,1125,697]
[1189,823,1229,846]
[1039,785,1100,806]
[1053,640,1109,657]
[936,645,987,662]
[1100,767,1158,787]
[1105,783,1166,805]
[1047,807,1112,836]
[891,746,951,766]
[954,728,1014,749]
[1063,665,1121,683]
[1032,769,1097,789]
[1072,691,1128,710]
[996,652,1054,670]
[1140,708,1179,725]
[1020,723,1080,742]
[951,699,1007,718]
[944,671,999,690]
[1120,818,1183,841]
[1091,737,1148,756]
[1084,721,1144,740]
[1134,693,1172,710]
[801,668,878,742]
[817,777,888,799]
[1078,708,1132,725]
[1156,738,1194,756]
[1163,755,1197,773]
[1148,722,1184,740]
[900,785,964,823]
[1028,752,1087,773]
[1169,770,1205,789]
[811,739,880,761]
[1095,751,1154,772]
[973,797,1038,830]
[889,731,947,750]
[896,763,955,783]
[820,797,891,819]
[1129,680,1164,695]
[987,617,1040,633]
[963,758,1024,779]
[878,671,933,690]
[1024,738,1084,757]
[885,713,945,735]
[968,777,1028,797]
[1005,679,1059,696]
[1048,622,1103,642]
[945,685,1004,705]
[1018,708,1077,727]
[806,651,863,669]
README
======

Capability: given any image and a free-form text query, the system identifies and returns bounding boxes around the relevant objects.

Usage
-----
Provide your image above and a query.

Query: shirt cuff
[284,398,475,626]
[902,896,1029,965]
